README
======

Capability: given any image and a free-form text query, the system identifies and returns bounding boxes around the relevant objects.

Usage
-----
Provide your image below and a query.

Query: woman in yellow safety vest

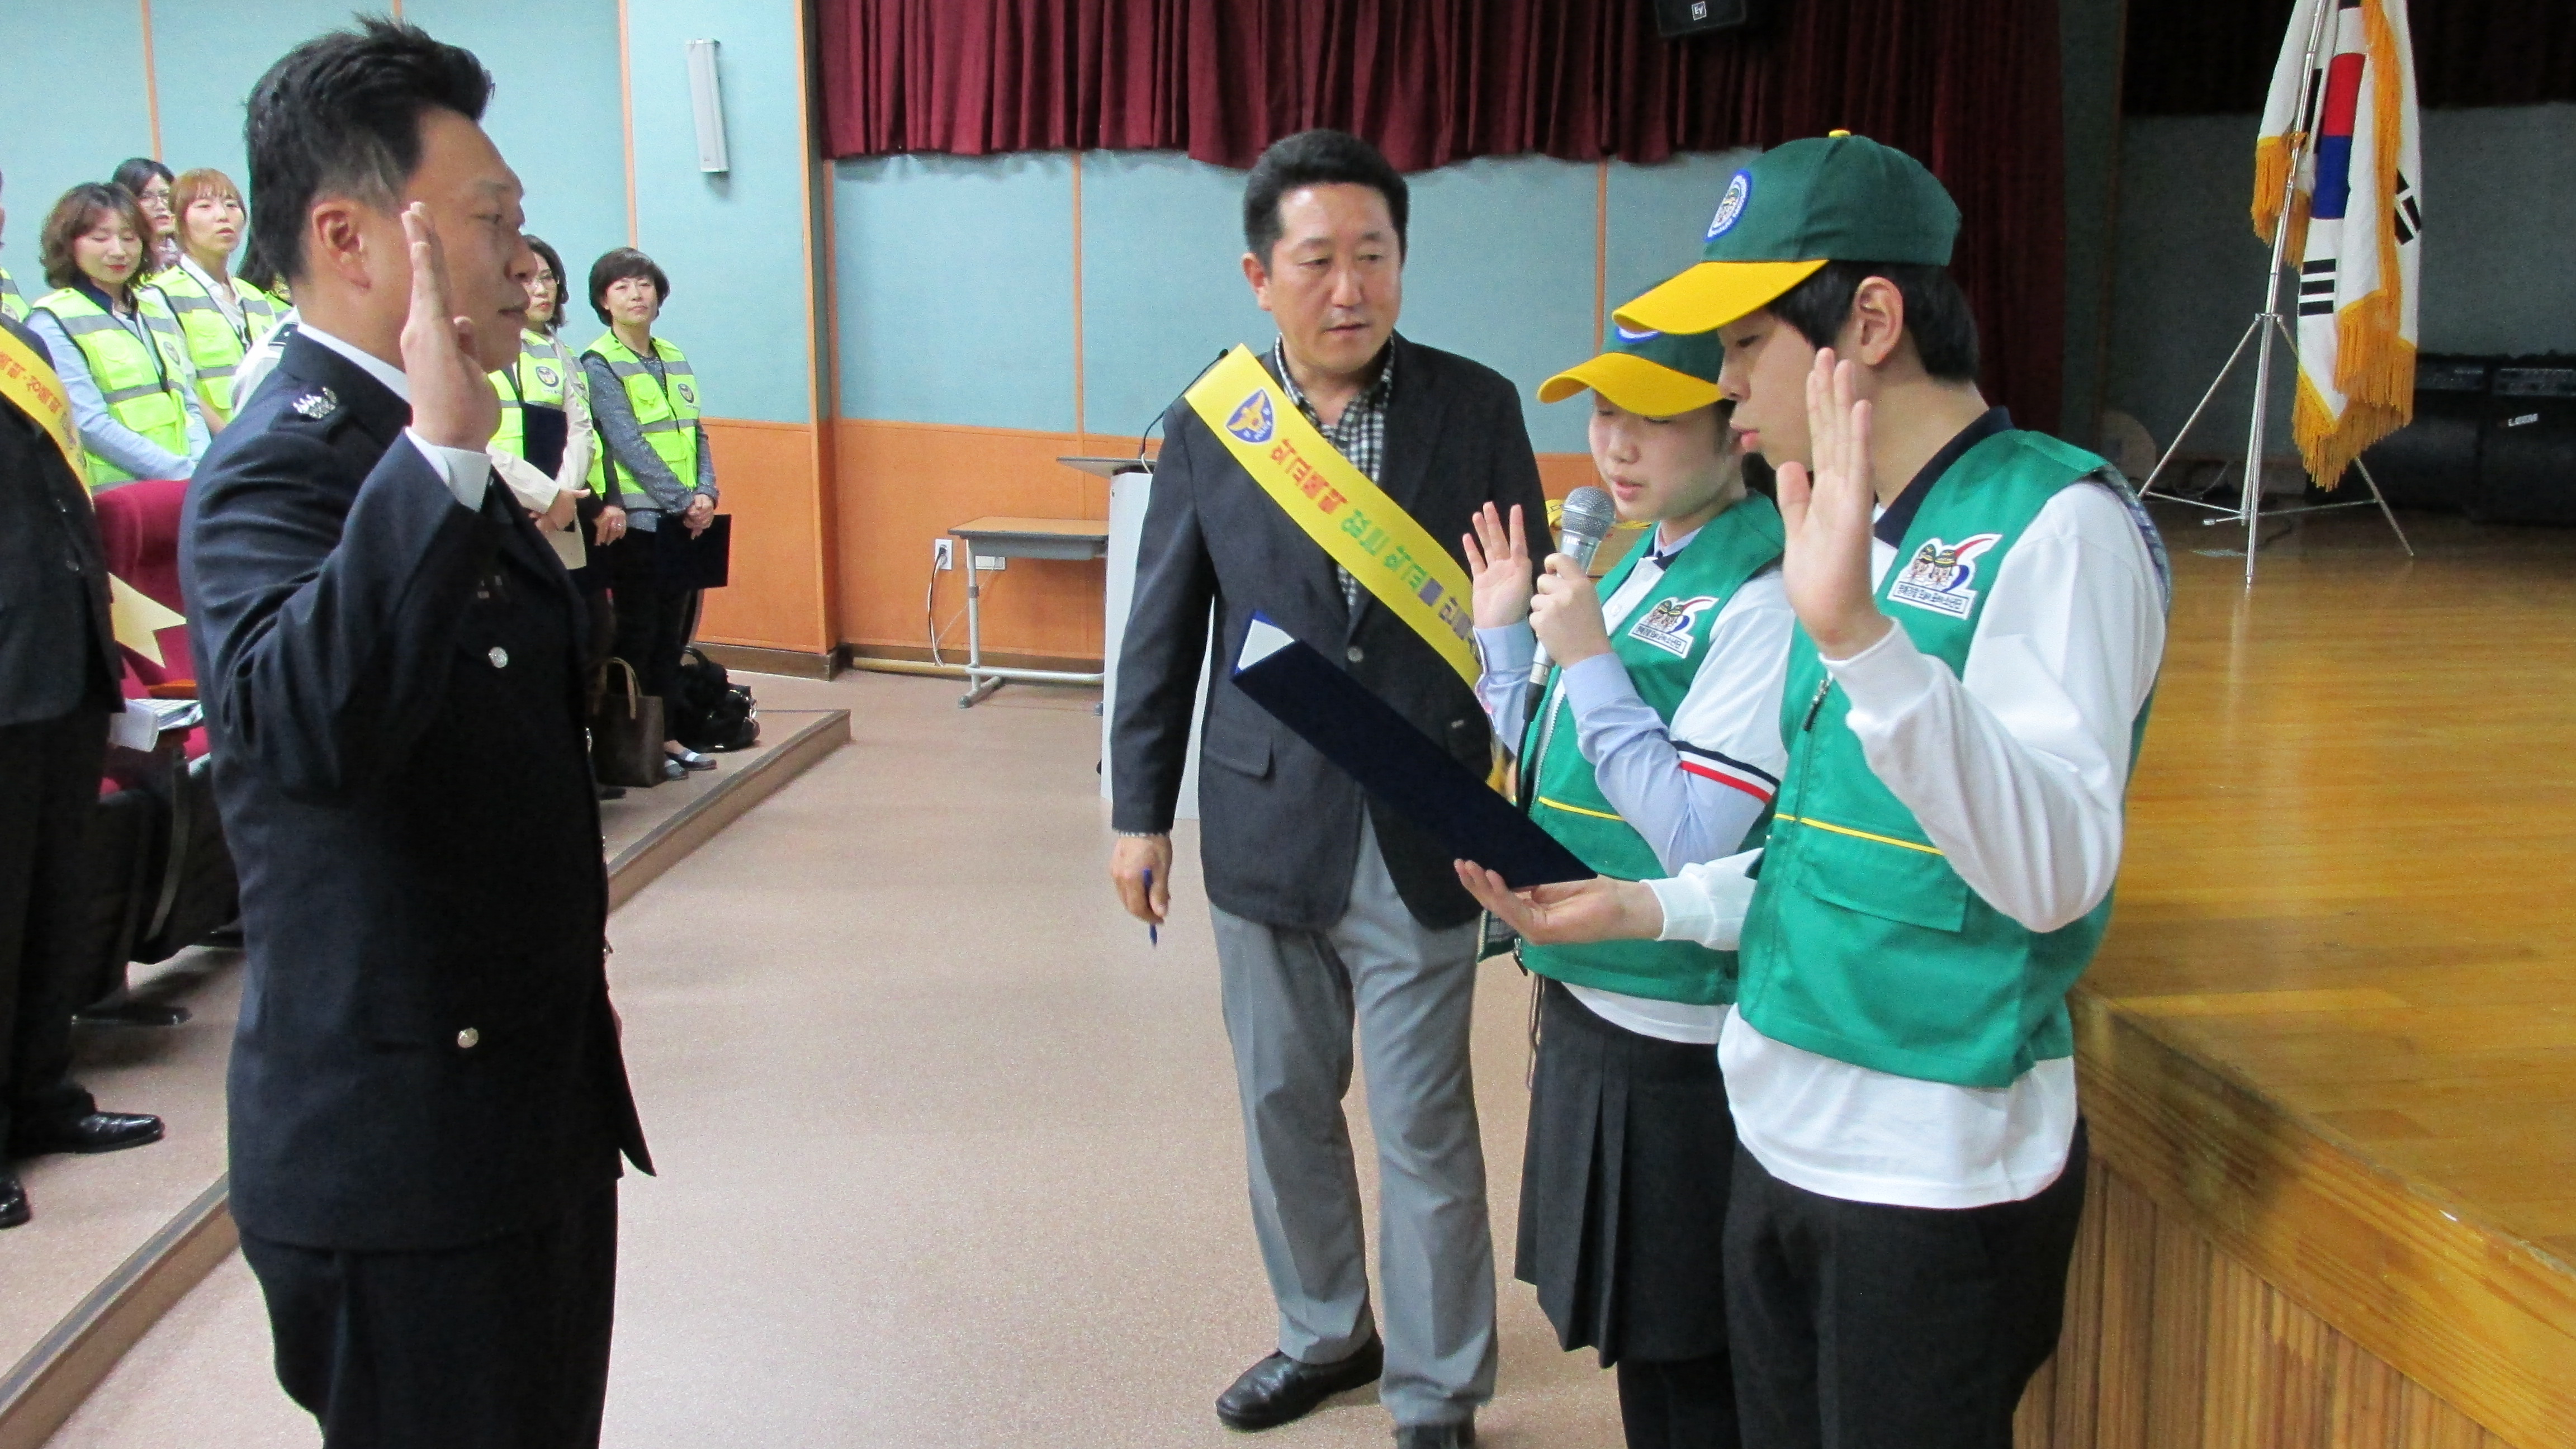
[109,158,181,274]
[582,247,719,780]
[0,168,29,324]
[149,168,286,423]
[24,183,208,489]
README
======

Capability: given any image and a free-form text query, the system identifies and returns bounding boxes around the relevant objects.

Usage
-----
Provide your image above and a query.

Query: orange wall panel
[694,419,831,655]
[835,419,1115,663]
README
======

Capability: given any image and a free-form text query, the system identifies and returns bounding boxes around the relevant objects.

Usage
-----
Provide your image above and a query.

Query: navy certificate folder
[1229,614,1592,890]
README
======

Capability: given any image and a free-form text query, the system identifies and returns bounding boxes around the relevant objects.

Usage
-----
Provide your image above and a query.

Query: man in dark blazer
[0,313,165,1230]
[181,22,647,1446]
[1109,130,1549,1449]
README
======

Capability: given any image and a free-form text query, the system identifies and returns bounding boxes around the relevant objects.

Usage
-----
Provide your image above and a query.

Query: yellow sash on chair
[0,320,189,663]
[1186,345,1480,687]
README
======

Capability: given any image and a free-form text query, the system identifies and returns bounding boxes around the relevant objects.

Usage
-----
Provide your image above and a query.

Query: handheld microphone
[1531,485,1617,681]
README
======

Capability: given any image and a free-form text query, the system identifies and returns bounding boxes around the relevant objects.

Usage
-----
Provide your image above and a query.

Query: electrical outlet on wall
[932,538,954,571]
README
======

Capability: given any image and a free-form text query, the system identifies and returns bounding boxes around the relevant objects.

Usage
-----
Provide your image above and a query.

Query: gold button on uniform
[456,1027,480,1050]
[487,647,509,669]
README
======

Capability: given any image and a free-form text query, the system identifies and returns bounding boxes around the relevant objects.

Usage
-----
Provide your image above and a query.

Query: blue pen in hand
[1143,868,1160,946]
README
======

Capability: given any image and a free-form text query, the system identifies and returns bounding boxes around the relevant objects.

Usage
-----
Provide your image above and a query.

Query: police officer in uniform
[181,21,648,1444]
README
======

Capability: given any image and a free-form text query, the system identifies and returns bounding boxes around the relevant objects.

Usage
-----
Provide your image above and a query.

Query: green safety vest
[1737,430,2154,1088]
[1518,494,1786,1006]
[581,332,698,501]
[492,329,577,461]
[0,268,25,324]
[146,264,285,419]
[32,285,194,490]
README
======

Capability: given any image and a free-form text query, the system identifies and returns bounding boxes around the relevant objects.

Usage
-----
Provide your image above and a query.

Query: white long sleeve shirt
[1476,528,1794,1043]
[1646,468,2167,1209]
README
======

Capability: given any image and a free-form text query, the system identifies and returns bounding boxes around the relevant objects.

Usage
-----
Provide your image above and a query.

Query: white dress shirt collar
[293,321,411,405]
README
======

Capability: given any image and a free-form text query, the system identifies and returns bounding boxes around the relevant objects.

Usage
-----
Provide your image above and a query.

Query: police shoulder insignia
[288,386,339,421]
[1887,533,2003,619]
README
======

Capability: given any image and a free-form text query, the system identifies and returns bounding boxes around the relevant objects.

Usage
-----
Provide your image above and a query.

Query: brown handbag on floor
[591,658,665,788]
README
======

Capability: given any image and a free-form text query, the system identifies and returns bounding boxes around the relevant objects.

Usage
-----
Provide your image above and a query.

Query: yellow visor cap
[1612,258,1829,337]
[1537,352,1724,418]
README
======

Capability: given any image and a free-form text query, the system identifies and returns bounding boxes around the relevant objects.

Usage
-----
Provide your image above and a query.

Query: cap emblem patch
[1706,171,1754,241]
[1225,390,1276,444]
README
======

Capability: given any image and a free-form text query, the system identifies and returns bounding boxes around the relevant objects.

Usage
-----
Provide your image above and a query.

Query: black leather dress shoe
[1216,1337,1383,1431]
[1394,1418,1475,1449]
[10,1111,165,1158]
[0,1172,27,1230]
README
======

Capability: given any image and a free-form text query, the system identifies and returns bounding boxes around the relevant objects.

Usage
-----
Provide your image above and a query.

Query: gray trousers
[1208,818,1498,1427]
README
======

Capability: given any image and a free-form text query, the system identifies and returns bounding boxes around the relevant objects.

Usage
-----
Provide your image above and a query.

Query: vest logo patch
[533,363,560,389]
[1225,390,1275,444]
[674,381,697,407]
[1628,594,1720,657]
[1888,533,2002,619]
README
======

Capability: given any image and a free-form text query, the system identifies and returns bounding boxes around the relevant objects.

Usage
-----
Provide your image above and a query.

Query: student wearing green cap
[1463,316,1792,1449]
[1459,134,2169,1448]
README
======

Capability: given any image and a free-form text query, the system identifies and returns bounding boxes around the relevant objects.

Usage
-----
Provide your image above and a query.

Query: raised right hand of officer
[1462,501,1535,629]
[399,202,501,453]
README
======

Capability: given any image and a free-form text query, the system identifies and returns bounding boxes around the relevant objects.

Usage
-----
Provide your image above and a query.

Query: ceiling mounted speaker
[1650,0,1752,37]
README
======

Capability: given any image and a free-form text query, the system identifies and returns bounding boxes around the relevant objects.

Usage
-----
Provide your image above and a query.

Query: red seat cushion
[91,478,193,692]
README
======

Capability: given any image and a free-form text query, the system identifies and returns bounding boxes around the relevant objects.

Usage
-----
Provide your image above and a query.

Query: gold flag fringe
[2293,337,2414,490]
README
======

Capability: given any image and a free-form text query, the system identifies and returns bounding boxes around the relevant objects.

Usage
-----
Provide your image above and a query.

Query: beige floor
[52,670,1630,1448]
[1,708,831,1371]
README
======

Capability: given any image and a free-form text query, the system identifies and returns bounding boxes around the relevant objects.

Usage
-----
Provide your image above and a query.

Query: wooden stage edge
[0,712,851,1449]
[2014,508,2576,1449]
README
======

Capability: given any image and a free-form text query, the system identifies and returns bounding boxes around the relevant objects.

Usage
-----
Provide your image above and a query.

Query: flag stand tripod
[2133,0,2414,587]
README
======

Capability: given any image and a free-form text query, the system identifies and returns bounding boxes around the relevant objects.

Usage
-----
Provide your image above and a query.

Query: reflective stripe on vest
[0,268,25,324]
[33,287,191,487]
[582,332,698,500]
[491,330,575,460]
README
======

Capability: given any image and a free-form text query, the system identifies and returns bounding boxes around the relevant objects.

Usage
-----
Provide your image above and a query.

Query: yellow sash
[1185,345,1478,686]
[0,319,190,664]
[0,318,84,485]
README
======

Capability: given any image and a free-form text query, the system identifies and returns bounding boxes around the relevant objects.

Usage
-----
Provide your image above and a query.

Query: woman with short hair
[23,183,207,487]
[583,246,718,779]
[149,168,287,421]
[107,158,179,273]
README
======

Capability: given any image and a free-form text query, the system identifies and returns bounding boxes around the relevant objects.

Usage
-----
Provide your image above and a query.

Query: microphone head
[1558,485,1617,565]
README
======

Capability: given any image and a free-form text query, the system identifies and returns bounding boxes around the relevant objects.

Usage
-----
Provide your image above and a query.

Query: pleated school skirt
[1514,977,1737,1367]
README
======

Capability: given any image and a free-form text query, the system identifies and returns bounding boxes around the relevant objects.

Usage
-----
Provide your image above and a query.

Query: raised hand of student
[1463,502,1535,628]
[1774,348,1891,660]
[1529,553,1613,667]
[1453,861,1663,946]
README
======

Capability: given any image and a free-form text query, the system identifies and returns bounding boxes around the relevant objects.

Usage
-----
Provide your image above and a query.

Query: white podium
[1064,457,1211,821]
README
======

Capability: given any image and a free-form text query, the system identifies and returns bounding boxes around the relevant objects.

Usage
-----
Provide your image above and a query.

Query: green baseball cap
[1537,311,1726,416]
[1614,132,1960,336]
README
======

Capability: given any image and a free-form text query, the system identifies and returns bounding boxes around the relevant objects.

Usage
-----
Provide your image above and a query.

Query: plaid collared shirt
[1272,337,1394,612]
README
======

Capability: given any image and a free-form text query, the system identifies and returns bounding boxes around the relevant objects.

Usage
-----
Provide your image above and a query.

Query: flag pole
[2134,0,2340,587]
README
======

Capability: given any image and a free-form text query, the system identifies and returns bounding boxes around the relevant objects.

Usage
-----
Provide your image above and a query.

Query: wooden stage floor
[2050,500,2576,1446]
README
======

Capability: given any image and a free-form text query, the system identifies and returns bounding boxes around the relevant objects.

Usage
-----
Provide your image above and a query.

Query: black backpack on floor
[670,646,761,752]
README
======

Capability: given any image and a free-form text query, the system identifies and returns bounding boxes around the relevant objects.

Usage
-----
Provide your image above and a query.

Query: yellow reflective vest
[0,267,25,324]
[582,332,699,502]
[491,328,579,461]
[32,285,195,489]
[148,263,286,419]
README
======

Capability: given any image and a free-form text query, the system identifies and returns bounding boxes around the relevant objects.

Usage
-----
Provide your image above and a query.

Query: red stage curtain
[2124,0,2576,115]
[819,0,2066,434]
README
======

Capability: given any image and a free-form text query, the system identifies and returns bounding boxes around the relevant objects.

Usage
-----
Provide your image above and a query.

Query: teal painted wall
[627,0,815,425]
[0,4,155,292]
[835,148,1755,455]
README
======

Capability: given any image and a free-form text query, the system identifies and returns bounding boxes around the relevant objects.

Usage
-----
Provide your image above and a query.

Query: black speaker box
[2473,361,2576,525]
[1650,0,1751,38]
[2357,354,2488,511]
